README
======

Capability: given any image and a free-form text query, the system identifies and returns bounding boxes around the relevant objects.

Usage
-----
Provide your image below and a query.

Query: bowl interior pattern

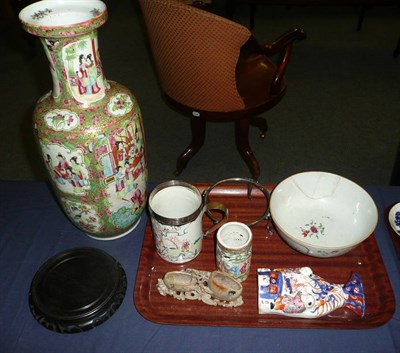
[270,172,378,255]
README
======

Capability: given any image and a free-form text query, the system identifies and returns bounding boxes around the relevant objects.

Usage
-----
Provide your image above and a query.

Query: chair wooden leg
[250,116,268,139]
[175,117,206,175]
[235,118,260,180]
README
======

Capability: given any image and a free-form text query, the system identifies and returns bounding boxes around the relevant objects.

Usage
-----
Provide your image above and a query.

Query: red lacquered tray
[134,183,395,329]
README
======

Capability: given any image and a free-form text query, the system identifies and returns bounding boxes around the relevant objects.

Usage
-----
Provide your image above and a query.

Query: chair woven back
[139,0,252,112]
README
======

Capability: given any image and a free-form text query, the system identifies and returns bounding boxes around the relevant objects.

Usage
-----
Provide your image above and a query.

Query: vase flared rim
[19,0,107,38]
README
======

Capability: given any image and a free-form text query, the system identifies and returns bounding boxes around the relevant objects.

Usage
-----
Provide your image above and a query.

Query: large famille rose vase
[19,0,147,240]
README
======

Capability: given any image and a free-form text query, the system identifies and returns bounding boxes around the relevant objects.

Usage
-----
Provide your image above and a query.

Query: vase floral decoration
[19,0,148,240]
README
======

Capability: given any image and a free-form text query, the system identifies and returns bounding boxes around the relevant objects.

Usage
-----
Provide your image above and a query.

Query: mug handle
[203,202,228,237]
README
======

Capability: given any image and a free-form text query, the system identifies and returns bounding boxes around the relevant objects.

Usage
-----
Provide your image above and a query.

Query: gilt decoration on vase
[19,0,148,240]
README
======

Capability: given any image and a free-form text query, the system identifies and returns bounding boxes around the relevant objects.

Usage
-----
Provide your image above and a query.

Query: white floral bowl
[270,172,378,258]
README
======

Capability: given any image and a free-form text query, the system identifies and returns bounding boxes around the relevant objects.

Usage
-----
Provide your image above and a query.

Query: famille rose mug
[216,222,253,282]
[148,180,228,264]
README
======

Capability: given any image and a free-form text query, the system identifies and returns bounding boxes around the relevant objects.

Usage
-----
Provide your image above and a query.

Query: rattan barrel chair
[139,0,306,180]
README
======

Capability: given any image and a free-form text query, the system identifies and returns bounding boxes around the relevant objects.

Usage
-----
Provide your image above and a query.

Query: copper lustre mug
[149,180,228,264]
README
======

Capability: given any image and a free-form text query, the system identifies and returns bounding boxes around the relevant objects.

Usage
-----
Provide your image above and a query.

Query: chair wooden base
[174,117,206,176]
[174,115,268,180]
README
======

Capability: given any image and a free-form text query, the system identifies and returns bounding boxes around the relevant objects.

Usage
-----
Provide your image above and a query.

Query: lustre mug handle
[203,201,229,237]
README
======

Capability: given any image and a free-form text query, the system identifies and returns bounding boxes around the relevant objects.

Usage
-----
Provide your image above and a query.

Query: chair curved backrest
[139,0,252,112]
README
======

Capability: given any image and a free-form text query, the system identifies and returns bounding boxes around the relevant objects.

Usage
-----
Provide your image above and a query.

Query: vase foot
[85,216,142,241]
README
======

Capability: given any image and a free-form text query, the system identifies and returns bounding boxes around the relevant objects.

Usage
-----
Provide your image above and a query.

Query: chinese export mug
[149,180,228,263]
[216,221,253,282]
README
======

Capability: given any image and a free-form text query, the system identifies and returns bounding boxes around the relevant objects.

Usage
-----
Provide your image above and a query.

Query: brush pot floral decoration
[19,0,147,239]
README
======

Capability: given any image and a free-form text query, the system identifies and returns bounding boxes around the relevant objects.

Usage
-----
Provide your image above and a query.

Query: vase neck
[40,30,108,107]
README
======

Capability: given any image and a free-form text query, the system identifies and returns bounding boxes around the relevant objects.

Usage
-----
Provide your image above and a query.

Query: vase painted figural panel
[19,1,147,239]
